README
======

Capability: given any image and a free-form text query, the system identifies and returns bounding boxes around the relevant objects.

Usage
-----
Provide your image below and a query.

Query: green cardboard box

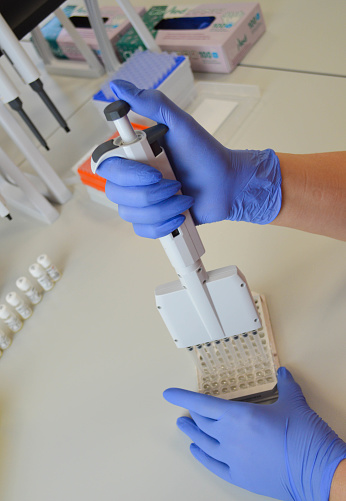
[116,5,169,61]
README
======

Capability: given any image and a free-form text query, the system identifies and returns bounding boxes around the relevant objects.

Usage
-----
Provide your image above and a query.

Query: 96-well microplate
[189,293,279,403]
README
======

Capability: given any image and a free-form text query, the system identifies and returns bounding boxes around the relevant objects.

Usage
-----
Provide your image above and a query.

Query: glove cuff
[252,149,282,225]
[320,453,346,501]
[229,149,282,225]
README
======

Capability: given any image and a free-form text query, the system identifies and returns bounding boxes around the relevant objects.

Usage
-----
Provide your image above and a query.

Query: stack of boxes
[39,3,265,74]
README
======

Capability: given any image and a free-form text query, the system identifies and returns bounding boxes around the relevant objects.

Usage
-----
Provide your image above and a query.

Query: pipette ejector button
[104,100,131,121]
[144,124,169,156]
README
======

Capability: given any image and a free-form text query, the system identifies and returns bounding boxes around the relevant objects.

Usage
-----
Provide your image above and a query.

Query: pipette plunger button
[104,100,131,121]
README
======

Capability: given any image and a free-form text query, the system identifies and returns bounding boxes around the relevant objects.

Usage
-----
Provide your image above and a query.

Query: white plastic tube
[0,329,12,350]
[6,292,32,319]
[16,277,42,304]
[0,304,23,332]
[37,254,61,282]
[29,263,54,291]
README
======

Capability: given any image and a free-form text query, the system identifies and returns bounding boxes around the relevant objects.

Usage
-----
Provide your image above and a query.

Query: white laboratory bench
[238,0,346,77]
[0,1,345,500]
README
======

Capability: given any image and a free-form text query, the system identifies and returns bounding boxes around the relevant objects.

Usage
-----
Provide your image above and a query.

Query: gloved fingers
[276,366,306,404]
[132,216,186,239]
[110,80,182,127]
[117,195,194,225]
[163,388,231,420]
[105,178,182,207]
[190,443,231,483]
[177,416,222,461]
[189,410,219,439]
[96,156,162,186]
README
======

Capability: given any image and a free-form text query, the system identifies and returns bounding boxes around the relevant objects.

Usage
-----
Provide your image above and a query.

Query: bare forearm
[271,152,346,240]
[330,459,346,501]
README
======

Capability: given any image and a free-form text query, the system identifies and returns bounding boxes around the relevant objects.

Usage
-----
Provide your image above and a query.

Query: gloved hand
[163,367,346,501]
[95,80,282,238]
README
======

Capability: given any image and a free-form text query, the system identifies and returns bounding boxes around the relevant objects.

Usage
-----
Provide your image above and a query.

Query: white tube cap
[29,263,44,278]
[16,276,33,291]
[37,254,51,268]
[6,292,20,307]
[0,304,10,319]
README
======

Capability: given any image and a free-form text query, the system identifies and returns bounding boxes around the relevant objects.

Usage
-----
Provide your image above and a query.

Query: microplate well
[190,293,279,403]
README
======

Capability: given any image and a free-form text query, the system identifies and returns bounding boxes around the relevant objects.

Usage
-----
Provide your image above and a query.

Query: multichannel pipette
[92,100,261,348]
[91,101,279,402]
[0,14,69,132]
[0,64,49,150]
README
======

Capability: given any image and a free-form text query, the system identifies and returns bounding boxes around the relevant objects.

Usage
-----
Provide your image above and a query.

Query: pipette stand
[31,8,106,79]
[0,101,71,208]
[83,0,161,74]
[0,147,59,223]
[31,0,159,79]
[83,0,162,82]
[83,0,121,73]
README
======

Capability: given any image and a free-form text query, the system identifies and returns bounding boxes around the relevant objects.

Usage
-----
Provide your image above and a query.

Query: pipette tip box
[93,50,196,123]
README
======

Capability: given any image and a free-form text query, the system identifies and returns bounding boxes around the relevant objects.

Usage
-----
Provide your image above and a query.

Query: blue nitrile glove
[163,367,346,501]
[96,80,282,238]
